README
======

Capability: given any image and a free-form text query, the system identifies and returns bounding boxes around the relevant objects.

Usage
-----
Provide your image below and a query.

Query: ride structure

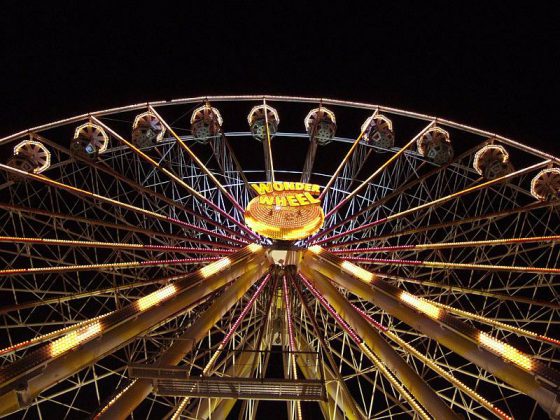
[0,95,559,419]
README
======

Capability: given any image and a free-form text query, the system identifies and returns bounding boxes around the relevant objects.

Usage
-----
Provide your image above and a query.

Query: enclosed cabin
[417,126,454,165]
[473,144,513,179]
[7,138,51,181]
[70,122,109,159]
[361,114,395,149]
[190,104,223,144]
[247,104,280,141]
[304,107,336,145]
[531,168,560,201]
[131,112,165,148]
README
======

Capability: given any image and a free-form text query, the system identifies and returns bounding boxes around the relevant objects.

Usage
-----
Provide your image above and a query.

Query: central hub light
[244,181,325,240]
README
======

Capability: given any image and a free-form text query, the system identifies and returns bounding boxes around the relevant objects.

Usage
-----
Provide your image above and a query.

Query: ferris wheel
[0,95,559,419]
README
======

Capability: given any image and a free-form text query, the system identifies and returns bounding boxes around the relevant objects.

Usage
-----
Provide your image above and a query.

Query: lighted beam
[299,271,456,419]
[352,303,513,420]
[0,236,234,254]
[95,266,269,419]
[170,274,272,419]
[376,271,560,310]
[318,111,376,201]
[0,163,247,246]
[330,234,560,255]
[36,132,246,242]
[0,271,195,317]
[301,248,560,417]
[323,121,436,221]
[0,256,220,277]
[290,275,364,420]
[263,98,276,182]
[316,160,550,246]
[312,144,484,242]
[0,202,220,247]
[91,117,256,240]
[148,106,247,216]
[343,256,560,275]
[0,247,267,415]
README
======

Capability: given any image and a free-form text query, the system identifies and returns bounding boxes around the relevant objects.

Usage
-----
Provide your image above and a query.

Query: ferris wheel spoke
[0,311,115,357]
[290,275,367,419]
[183,277,277,420]
[316,160,551,247]
[323,121,436,222]
[377,272,560,310]
[0,271,193,316]
[330,234,560,256]
[0,256,220,277]
[292,330,357,419]
[368,321,515,420]
[5,176,182,248]
[209,132,254,210]
[299,291,429,418]
[319,112,376,202]
[97,267,270,419]
[169,274,272,420]
[300,126,319,185]
[302,247,560,416]
[179,308,269,420]
[0,163,246,247]
[0,203,213,247]
[0,236,234,255]
[298,271,454,419]
[261,98,276,183]
[340,200,556,249]
[36,133,245,243]
[91,117,255,240]
[344,256,560,275]
[29,134,220,241]
[300,323,412,419]
[148,107,250,219]
[428,300,560,347]
[353,293,559,367]
[180,336,262,420]
[316,142,489,240]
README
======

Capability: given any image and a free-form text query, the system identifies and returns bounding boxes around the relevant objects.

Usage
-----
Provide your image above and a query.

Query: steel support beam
[294,330,357,420]
[323,121,435,220]
[317,160,549,246]
[97,266,269,419]
[0,251,269,415]
[301,136,318,184]
[148,106,247,216]
[299,267,457,419]
[301,249,560,418]
[91,117,255,239]
[188,340,260,420]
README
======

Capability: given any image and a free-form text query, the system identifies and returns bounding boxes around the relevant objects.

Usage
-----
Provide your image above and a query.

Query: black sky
[0,3,558,158]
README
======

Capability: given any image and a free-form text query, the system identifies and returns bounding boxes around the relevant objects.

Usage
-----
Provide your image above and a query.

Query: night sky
[1,3,558,158]
[0,3,558,419]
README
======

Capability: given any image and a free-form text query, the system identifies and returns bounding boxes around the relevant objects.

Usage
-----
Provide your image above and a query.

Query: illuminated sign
[245,182,325,240]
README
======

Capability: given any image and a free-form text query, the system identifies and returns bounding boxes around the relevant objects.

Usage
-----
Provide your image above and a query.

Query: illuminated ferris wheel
[0,95,559,419]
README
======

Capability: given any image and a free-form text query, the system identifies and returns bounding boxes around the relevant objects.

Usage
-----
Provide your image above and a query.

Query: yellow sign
[245,182,325,240]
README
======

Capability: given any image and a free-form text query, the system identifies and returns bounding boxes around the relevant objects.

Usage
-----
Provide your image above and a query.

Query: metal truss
[0,96,559,419]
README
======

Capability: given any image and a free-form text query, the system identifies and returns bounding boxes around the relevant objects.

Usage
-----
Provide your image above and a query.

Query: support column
[0,252,268,416]
[299,266,457,419]
[302,249,560,418]
[96,265,269,419]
